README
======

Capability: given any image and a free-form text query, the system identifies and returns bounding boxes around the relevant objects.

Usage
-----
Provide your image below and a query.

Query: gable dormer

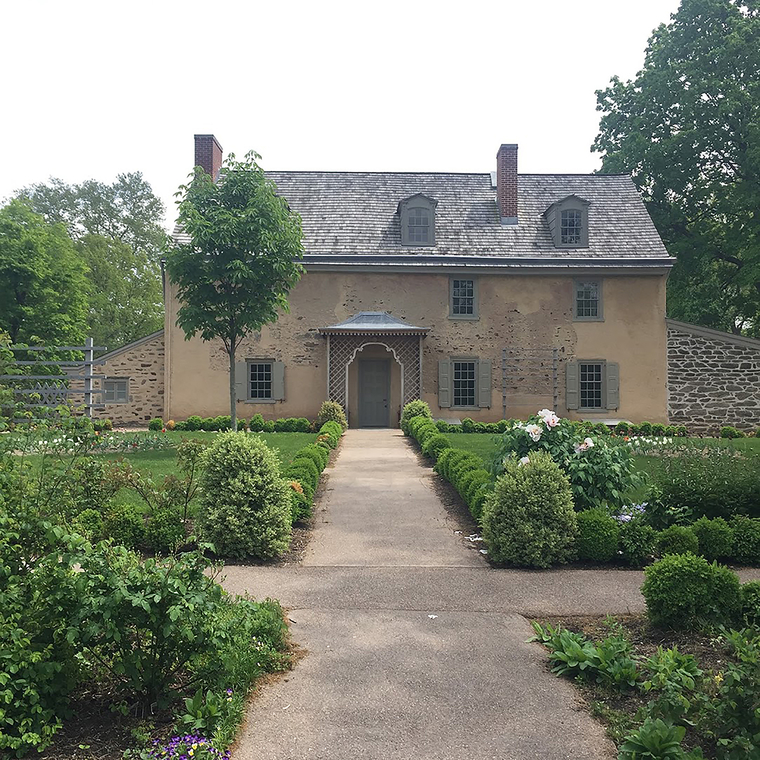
[544,195,590,248]
[398,193,437,246]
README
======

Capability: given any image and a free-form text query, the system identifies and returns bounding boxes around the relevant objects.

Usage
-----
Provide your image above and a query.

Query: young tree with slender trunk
[165,152,304,431]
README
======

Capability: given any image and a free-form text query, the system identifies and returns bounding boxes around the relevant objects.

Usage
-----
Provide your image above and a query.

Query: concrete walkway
[225,430,760,760]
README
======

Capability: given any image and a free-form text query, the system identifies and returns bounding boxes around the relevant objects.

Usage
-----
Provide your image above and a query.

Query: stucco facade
[164,269,669,426]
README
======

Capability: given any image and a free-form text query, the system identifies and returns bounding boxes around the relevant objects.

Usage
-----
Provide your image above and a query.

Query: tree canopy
[592,0,760,335]
[165,152,304,430]
[0,200,90,345]
[17,173,167,348]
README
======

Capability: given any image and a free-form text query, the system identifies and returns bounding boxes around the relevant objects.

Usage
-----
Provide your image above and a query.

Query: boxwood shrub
[422,432,451,460]
[481,451,578,568]
[730,515,760,565]
[642,553,741,629]
[400,400,432,435]
[198,432,291,560]
[575,508,620,562]
[657,524,699,557]
[618,518,657,567]
[692,516,733,561]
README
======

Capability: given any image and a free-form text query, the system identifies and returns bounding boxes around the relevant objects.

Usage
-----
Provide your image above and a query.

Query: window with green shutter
[235,360,285,402]
[565,360,619,411]
[438,357,491,409]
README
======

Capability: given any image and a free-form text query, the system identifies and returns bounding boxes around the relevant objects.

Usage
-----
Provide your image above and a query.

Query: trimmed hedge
[576,508,620,562]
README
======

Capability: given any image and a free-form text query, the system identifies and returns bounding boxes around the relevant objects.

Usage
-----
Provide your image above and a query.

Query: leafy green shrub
[618,518,657,567]
[720,425,745,439]
[174,420,188,431]
[482,451,578,568]
[262,419,275,433]
[290,456,320,489]
[282,466,314,502]
[651,448,760,521]
[657,524,699,556]
[575,508,620,562]
[638,421,653,436]
[201,417,216,431]
[642,553,741,629]
[317,420,342,448]
[740,581,760,626]
[421,432,451,460]
[435,419,450,433]
[470,483,493,523]
[186,415,203,431]
[615,421,631,435]
[71,507,104,541]
[295,443,329,471]
[145,508,185,554]
[248,413,264,432]
[93,417,113,432]
[618,718,687,760]
[316,401,347,431]
[697,628,760,756]
[274,417,310,433]
[198,433,291,560]
[103,502,146,549]
[214,415,232,431]
[414,420,439,447]
[651,423,666,436]
[0,517,82,756]
[692,516,733,561]
[459,468,491,507]
[433,448,458,480]
[447,452,484,492]
[493,411,640,511]
[730,515,760,565]
[641,645,703,723]
[287,483,311,523]
[400,400,432,435]
[148,417,164,431]
[461,417,475,433]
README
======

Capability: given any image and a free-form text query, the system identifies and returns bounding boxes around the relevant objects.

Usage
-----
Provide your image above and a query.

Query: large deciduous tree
[592,0,760,335]
[165,152,304,431]
[0,200,89,345]
[18,173,167,348]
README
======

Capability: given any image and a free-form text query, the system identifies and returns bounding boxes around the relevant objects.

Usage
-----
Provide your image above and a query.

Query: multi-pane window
[451,279,475,316]
[408,208,430,243]
[575,281,600,319]
[560,209,583,245]
[249,362,273,400]
[453,361,476,407]
[579,363,604,409]
[103,378,128,403]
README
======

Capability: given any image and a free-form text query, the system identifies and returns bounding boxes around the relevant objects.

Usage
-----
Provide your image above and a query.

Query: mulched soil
[534,613,729,755]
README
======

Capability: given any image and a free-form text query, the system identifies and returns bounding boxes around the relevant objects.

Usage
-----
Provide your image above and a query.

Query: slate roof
[320,311,429,335]
[174,171,673,269]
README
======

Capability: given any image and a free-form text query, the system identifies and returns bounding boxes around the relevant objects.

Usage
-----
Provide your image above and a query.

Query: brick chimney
[194,134,223,181]
[496,143,518,225]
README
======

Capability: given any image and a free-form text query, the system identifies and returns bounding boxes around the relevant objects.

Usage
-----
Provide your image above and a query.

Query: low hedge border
[282,421,343,523]
[405,407,493,525]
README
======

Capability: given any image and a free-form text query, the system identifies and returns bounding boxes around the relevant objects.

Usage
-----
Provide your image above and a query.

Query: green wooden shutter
[234,361,248,401]
[478,359,492,408]
[606,362,619,410]
[565,361,579,410]
[438,360,451,408]
[272,362,285,400]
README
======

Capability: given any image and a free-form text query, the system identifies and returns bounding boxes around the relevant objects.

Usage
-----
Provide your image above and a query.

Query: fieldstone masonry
[667,319,760,435]
[93,331,165,425]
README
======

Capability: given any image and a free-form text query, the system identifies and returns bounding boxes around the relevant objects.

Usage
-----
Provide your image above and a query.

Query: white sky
[1,0,681,231]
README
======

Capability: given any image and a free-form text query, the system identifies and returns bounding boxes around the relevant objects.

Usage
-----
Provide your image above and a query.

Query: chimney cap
[497,143,518,156]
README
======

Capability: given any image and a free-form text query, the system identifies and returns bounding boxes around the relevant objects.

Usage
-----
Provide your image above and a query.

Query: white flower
[573,437,595,454]
[519,456,531,466]
[537,409,561,428]
[583,437,594,449]
[525,423,542,442]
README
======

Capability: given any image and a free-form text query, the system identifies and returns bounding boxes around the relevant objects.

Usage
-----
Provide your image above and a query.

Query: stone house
[97,135,760,433]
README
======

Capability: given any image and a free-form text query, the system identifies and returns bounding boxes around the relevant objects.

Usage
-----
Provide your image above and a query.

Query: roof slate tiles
[175,171,671,262]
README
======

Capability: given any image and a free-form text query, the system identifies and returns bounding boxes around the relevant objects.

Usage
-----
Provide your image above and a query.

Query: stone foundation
[667,319,760,435]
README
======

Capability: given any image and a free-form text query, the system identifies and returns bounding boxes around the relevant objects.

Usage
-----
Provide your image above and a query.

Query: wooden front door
[358,360,390,427]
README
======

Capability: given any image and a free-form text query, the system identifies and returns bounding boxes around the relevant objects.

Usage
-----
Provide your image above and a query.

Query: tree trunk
[229,342,238,432]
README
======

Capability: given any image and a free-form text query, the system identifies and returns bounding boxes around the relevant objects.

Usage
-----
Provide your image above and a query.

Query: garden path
[224,430,760,760]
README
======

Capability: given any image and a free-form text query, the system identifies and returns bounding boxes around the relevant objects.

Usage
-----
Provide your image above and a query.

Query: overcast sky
[1,0,681,231]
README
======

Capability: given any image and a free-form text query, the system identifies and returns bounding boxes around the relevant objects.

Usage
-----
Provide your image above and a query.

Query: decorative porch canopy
[319,312,429,410]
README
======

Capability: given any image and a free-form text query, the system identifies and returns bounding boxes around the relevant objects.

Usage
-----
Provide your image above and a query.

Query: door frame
[358,359,391,427]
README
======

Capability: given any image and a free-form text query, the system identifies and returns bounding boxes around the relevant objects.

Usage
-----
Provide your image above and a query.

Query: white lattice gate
[326,334,422,411]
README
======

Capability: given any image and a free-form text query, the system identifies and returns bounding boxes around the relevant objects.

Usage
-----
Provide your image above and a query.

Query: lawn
[444,432,760,468]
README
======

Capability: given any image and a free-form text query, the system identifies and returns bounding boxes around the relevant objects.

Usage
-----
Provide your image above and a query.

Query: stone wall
[93,331,165,426]
[667,319,760,434]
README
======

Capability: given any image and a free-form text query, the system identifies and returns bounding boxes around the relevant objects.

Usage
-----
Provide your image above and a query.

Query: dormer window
[561,209,583,245]
[544,195,590,248]
[398,193,437,247]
